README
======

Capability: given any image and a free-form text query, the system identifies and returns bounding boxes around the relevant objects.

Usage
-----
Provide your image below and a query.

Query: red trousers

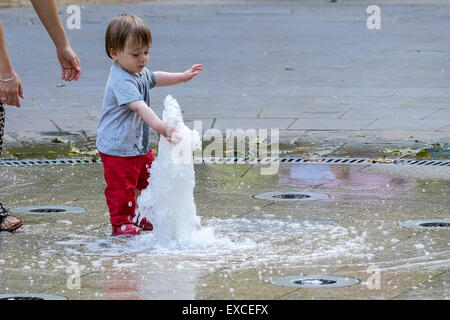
[99,149,155,227]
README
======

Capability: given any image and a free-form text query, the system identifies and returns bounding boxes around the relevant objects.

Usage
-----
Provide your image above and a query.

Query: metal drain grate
[10,205,86,215]
[420,222,450,228]
[197,156,450,167]
[2,156,450,167]
[0,157,100,166]
[399,219,450,230]
[273,193,310,200]
[0,293,67,300]
[295,278,336,286]
[254,191,329,202]
[270,275,360,288]
[29,208,66,213]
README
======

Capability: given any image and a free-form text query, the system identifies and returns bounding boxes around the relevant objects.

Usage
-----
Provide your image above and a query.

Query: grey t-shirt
[96,64,157,157]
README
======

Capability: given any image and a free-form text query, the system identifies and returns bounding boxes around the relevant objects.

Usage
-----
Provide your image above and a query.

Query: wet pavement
[0,0,449,301]
[0,161,449,300]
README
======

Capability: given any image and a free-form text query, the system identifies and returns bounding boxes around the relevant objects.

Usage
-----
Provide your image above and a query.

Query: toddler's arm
[154,64,202,87]
[127,100,178,142]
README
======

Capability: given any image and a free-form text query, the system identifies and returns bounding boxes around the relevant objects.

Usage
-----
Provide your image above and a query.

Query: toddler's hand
[166,127,181,144]
[169,129,181,144]
[183,64,202,82]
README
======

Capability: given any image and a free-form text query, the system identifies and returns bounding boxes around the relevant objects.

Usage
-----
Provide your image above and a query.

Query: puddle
[49,216,449,277]
[79,218,337,254]
[278,164,419,199]
[52,217,371,274]
[211,217,335,233]
[283,164,338,184]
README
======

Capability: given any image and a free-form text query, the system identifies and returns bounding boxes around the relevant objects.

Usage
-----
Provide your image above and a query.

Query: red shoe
[133,216,153,231]
[112,224,141,236]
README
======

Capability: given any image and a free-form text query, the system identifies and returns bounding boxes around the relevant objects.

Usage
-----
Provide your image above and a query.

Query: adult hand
[0,73,24,108]
[182,64,202,82]
[57,45,81,82]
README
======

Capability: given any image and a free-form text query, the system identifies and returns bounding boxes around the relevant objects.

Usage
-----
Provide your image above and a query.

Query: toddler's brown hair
[105,14,152,59]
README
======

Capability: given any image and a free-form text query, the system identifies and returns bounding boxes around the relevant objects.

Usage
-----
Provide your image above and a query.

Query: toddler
[97,14,202,236]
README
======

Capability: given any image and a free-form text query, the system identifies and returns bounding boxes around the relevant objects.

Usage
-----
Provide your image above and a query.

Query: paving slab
[259,106,350,119]
[422,109,450,121]
[213,118,295,131]
[182,106,262,119]
[342,108,438,120]
[393,270,450,300]
[290,118,375,131]
[362,130,450,144]
[365,119,450,131]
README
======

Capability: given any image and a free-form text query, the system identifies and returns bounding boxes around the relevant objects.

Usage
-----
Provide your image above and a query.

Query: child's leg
[134,188,142,204]
[99,152,142,228]
[133,149,155,230]
[133,188,142,216]
[135,149,155,200]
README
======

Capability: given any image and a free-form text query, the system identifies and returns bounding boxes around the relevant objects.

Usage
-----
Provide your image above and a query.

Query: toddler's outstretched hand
[183,64,202,82]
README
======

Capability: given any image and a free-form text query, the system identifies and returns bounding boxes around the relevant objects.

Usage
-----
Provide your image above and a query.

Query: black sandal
[0,204,22,232]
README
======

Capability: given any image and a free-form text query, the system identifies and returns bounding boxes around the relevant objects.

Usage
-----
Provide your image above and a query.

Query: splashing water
[135,95,221,249]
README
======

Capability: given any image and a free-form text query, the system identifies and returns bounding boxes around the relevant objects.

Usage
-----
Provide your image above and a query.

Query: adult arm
[0,20,24,107]
[30,0,81,81]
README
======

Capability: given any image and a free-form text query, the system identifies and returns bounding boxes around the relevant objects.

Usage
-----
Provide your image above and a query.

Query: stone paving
[0,0,449,151]
[0,162,449,299]
[0,0,449,302]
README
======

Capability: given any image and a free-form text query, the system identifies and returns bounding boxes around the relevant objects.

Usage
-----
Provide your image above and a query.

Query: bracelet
[0,72,17,82]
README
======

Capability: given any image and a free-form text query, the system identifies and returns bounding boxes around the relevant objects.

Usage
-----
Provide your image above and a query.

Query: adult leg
[0,102,22,232]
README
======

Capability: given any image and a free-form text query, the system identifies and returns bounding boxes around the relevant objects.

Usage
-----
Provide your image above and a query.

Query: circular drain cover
[10,205,86,215]
[0,293,67,300]
[270,275,360,288]
[399,219,450,230]
[253,191,328,202]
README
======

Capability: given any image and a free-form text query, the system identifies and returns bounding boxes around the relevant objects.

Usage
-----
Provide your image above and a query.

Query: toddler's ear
[109,48,117,60]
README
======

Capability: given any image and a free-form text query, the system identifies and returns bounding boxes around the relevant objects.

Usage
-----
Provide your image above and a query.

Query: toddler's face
[112,40,150,74]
